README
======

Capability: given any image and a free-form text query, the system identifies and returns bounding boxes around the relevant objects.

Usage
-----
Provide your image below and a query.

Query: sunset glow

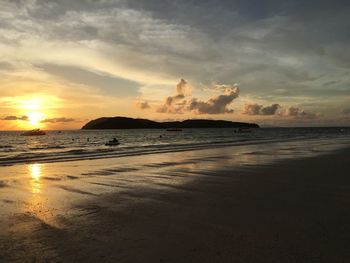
[21,98,43,111]
[0,0,349,130]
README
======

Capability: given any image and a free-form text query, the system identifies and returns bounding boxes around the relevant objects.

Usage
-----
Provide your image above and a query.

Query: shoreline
[1,127,349,167]
[1,134,350,167]
[1,144,350,262]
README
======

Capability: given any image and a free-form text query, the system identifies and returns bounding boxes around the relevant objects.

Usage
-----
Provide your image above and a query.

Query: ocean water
[0,127,349,166]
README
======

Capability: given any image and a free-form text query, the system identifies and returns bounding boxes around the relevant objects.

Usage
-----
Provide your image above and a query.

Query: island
[82,117,260,129]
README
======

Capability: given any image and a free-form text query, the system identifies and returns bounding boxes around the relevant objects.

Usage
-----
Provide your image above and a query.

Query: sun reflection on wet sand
[24,163,59,226]
[29,163,42,194]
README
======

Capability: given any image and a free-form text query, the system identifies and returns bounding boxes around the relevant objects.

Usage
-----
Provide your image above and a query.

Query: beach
[1,140,350,262]
[1,0,349,261]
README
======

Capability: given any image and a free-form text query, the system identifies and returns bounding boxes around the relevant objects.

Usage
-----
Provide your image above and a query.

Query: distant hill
[82,117,259,129]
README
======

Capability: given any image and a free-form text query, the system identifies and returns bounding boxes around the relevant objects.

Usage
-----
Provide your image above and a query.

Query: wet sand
[1,145,350,262]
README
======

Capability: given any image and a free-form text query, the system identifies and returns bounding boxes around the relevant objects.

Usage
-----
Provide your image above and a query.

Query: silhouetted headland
[82,116,260,130]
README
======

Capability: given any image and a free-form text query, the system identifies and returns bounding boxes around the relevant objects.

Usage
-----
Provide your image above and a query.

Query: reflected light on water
[29,163,42,193]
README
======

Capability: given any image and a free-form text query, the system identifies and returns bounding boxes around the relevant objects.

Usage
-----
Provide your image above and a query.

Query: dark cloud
[286,107,300,117]
[243,103,280,115]
[41,118,76,123]
[243,104,262,115]
[284,107,318,119]
[342,108,350,114]
[188,87,239,114]
[261,104,281,115]
[1,115,28,121]
[243,104,319,120]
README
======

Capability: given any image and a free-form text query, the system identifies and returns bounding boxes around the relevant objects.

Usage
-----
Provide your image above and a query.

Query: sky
[0,0,350,130]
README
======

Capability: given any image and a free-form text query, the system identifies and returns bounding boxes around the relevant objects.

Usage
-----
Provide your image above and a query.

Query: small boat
[21,129,46,136]
[234,128,252,133]
[105,138,120,146]
[166,128,182,132]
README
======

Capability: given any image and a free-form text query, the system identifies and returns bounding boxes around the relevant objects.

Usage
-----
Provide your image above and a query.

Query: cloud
[156,80,239,114]
[261,104,281,115]
[243,103,319,120]
[135,101,151,110]
[41,117,76,123]
[243,103,280,115]
[156,79,191,114]
[342,108,350,114]
[283,107,319,119]
[0,1,350,126]
[243,104,262,115]
[0,62,13,71]
[1,115,28,121]
[188,86,239,114]
[286,107,300,117]
[176,78,191,96]
[38,64,141,97]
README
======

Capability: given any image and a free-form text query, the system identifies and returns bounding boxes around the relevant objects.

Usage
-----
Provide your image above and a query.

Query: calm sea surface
[0,127,349,166]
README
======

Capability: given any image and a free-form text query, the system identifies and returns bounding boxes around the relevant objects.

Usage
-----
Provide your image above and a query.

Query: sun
[27,112,45,127]
[20,97,46,128]
[21,97,45,128]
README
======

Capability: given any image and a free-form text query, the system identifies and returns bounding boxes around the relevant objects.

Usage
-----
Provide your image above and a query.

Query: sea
[0,127,349,166]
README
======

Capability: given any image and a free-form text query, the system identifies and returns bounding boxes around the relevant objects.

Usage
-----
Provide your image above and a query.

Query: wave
[0,128,349,166]
[28,145,66,150]
[0,145,13,148]
[0,136,334,166]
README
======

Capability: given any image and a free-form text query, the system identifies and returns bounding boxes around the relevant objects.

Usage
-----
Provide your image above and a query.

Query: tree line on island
[82,117,259,129]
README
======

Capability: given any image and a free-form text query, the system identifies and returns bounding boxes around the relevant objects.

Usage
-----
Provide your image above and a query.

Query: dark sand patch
[2,199,14,204]
[0,180,8,188]
[80,167,139,177]
[58,186,98,196]
[89,182,134,190]
[42,176,62,181]
[104,167,139,173]
[144,161,183,168]
[81,171,115,176]
[66,175,79,180]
